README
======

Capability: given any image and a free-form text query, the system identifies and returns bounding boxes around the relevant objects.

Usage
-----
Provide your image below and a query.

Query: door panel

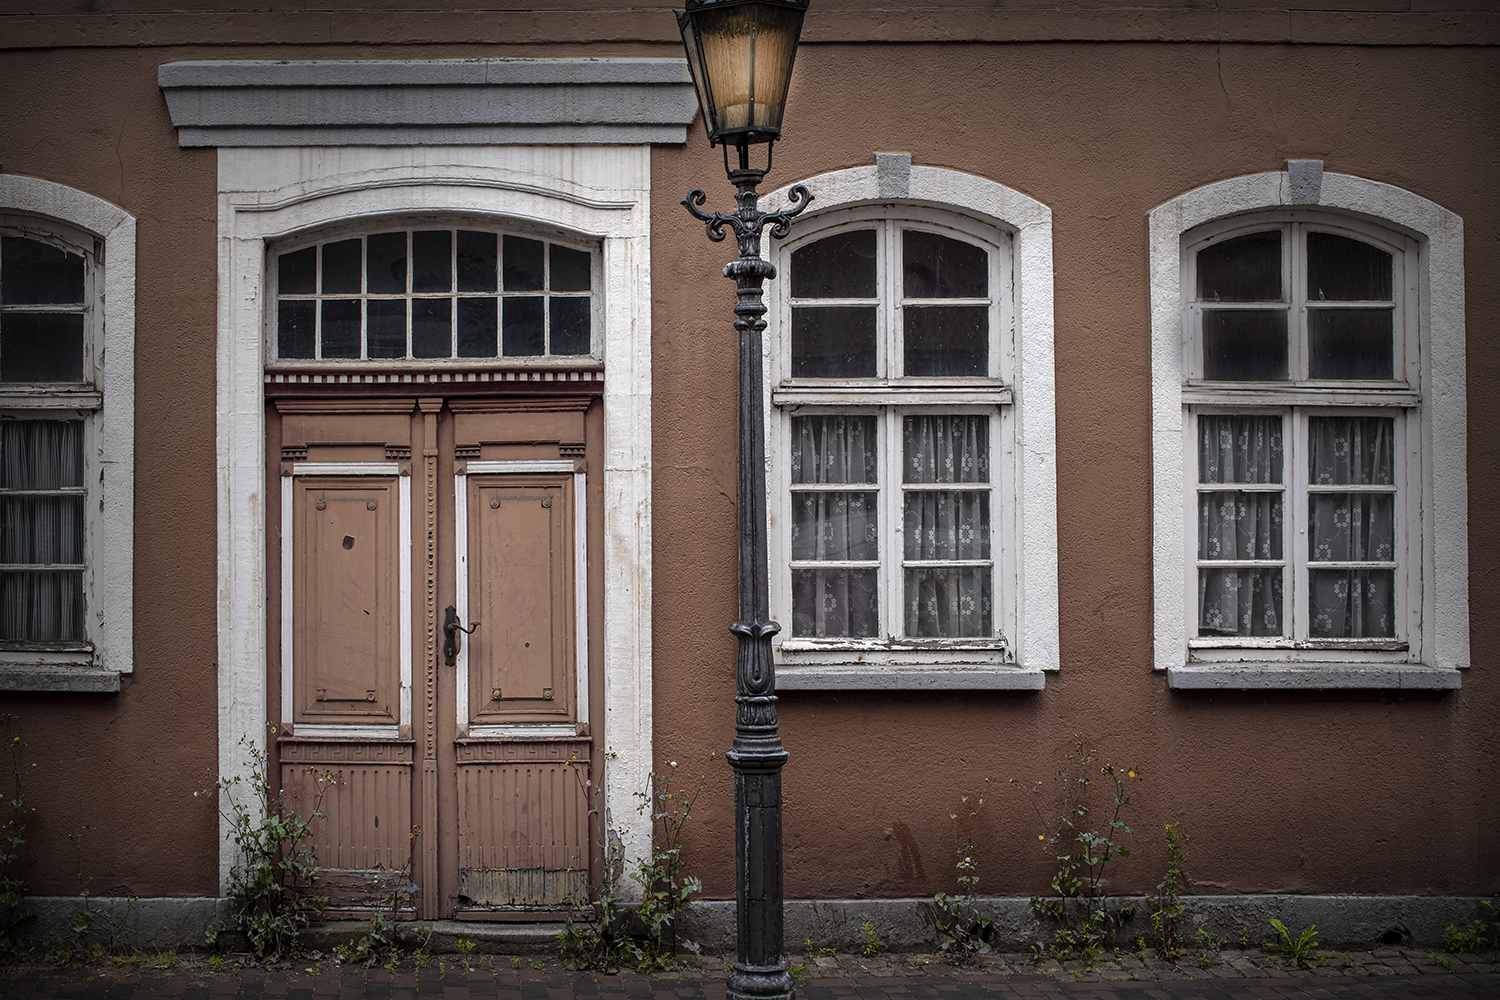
[281,740,416,908]
[291,478,402,727]
[454,741,590,909]
[467,476,575,725]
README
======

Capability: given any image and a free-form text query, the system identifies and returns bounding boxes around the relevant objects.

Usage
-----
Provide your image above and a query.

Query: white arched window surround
[761,157,1058,690]
[1150,167,1468,689]
[0,175,135,693]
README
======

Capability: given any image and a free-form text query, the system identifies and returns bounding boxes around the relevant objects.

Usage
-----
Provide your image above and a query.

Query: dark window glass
[550,245,591,292]
[277,301,315,358]
[367,232,407,294]
[903,306,987,376]
[550,298,590,355]
[1307,231,1392,301]
[791,306,877,378]
[1308,309,1394,380]
[1202,309,1288,380]
[321,239,362,294]
[321,299,360,358]
[277,247,316,296]
[412,299,451,358]
[457,231,498,292]
[791,230,877,299]
[457,298,498,357]
[903,231,987,299]
[412,231,451,293]
[0,314,85,382]
[503,236,545,291]
[366,300,406,358]
[2,237,84,305]
[503,297,544,355]
[1197,230,1282,302]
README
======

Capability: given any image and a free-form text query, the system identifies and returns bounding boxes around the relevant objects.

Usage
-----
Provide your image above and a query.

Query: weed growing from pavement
[932,789,994,961]
[1267,917,1320,967]
[1442,899,1498,956]
[1144,822,1185,961]
[557,757,706,972]
[204,727,331,961]
[1014,738,1139,963]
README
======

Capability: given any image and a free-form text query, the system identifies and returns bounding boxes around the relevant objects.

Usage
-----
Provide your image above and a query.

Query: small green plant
[932,790,993,960]
[1,719,33,953]
[208,954,224,973]
[1267,917,1319,966]
[1442,900,1498,955]
[1144,822,1185,961]
[211,728,332,960]
[804,936,835,958]
[509,954,522,968]
[336,913,404,969]
[456,937,476,973]
[1015,739,1138,962]
[558,759,706,972]
[859,920,880,958]
[1430,952,1453,971]
[788,962,806,983]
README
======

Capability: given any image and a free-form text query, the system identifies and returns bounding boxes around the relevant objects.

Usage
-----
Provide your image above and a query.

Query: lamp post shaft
[683,166,811,1000]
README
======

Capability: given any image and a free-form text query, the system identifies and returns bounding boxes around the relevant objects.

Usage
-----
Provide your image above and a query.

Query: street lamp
[676,3,811,999]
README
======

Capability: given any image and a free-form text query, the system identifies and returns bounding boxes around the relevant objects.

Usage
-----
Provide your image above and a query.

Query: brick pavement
[2,952,1499,1000]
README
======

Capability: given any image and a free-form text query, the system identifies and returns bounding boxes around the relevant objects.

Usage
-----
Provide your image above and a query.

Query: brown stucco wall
[650,40,1500,900]
[0,6,1494,907]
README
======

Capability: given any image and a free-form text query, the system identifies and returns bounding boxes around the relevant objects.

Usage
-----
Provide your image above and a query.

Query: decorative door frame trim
[217,144,655,895]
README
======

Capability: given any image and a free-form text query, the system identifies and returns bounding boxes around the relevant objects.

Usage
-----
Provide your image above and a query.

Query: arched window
[765,158,1057,689]
[0,176,135,691]
[1150,166,1468,688]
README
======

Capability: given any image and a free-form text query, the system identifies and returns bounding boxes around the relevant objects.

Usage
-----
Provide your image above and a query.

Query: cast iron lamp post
[675,3,811,998]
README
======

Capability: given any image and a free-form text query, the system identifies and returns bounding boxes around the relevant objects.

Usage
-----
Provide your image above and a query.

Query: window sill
[777,663,1044,691]
[0,663,120,692]
[1166,662,1460,691]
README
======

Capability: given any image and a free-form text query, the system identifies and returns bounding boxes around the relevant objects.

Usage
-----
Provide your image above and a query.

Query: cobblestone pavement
[2,948,1498,1000]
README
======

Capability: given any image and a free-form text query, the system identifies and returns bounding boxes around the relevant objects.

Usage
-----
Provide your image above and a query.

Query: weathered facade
[0,1,1495,948]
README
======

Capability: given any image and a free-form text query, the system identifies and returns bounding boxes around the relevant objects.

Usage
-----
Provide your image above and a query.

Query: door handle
[443,605,480,666]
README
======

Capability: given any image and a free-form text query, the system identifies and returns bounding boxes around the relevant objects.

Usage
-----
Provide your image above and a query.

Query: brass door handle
[443,605,480,666]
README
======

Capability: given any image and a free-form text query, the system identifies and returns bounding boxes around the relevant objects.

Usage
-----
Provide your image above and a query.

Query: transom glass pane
[274,228,595,360]
[1202,309,1288,380]
[1308,309,1393,380]
[1307,232,1392,302]
[1,236,87,384]
[791,230,876,299]
[1196,230,1281,302]
[903,231,987,299]
[791,306,876,378]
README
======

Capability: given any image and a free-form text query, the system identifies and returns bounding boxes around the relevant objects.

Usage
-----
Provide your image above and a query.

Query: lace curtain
[903,415,990,638]
[1,419,85,641]
[1197,413,1395,639]
[1308,416,1394,637]
[1197,414,1283,636]
[790,415,879,637]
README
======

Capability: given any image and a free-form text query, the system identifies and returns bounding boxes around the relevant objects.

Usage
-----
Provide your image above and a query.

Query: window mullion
[1290,408,1308,641]
[884,407,901,641]
[1289,222,1305,382]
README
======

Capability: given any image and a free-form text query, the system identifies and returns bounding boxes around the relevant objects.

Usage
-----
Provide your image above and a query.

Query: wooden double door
[267,390,601,919]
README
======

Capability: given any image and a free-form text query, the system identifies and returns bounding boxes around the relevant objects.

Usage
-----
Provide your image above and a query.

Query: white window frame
[761,158,1057,690]
[1151,168,1468,689]
[0,176,135,693]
